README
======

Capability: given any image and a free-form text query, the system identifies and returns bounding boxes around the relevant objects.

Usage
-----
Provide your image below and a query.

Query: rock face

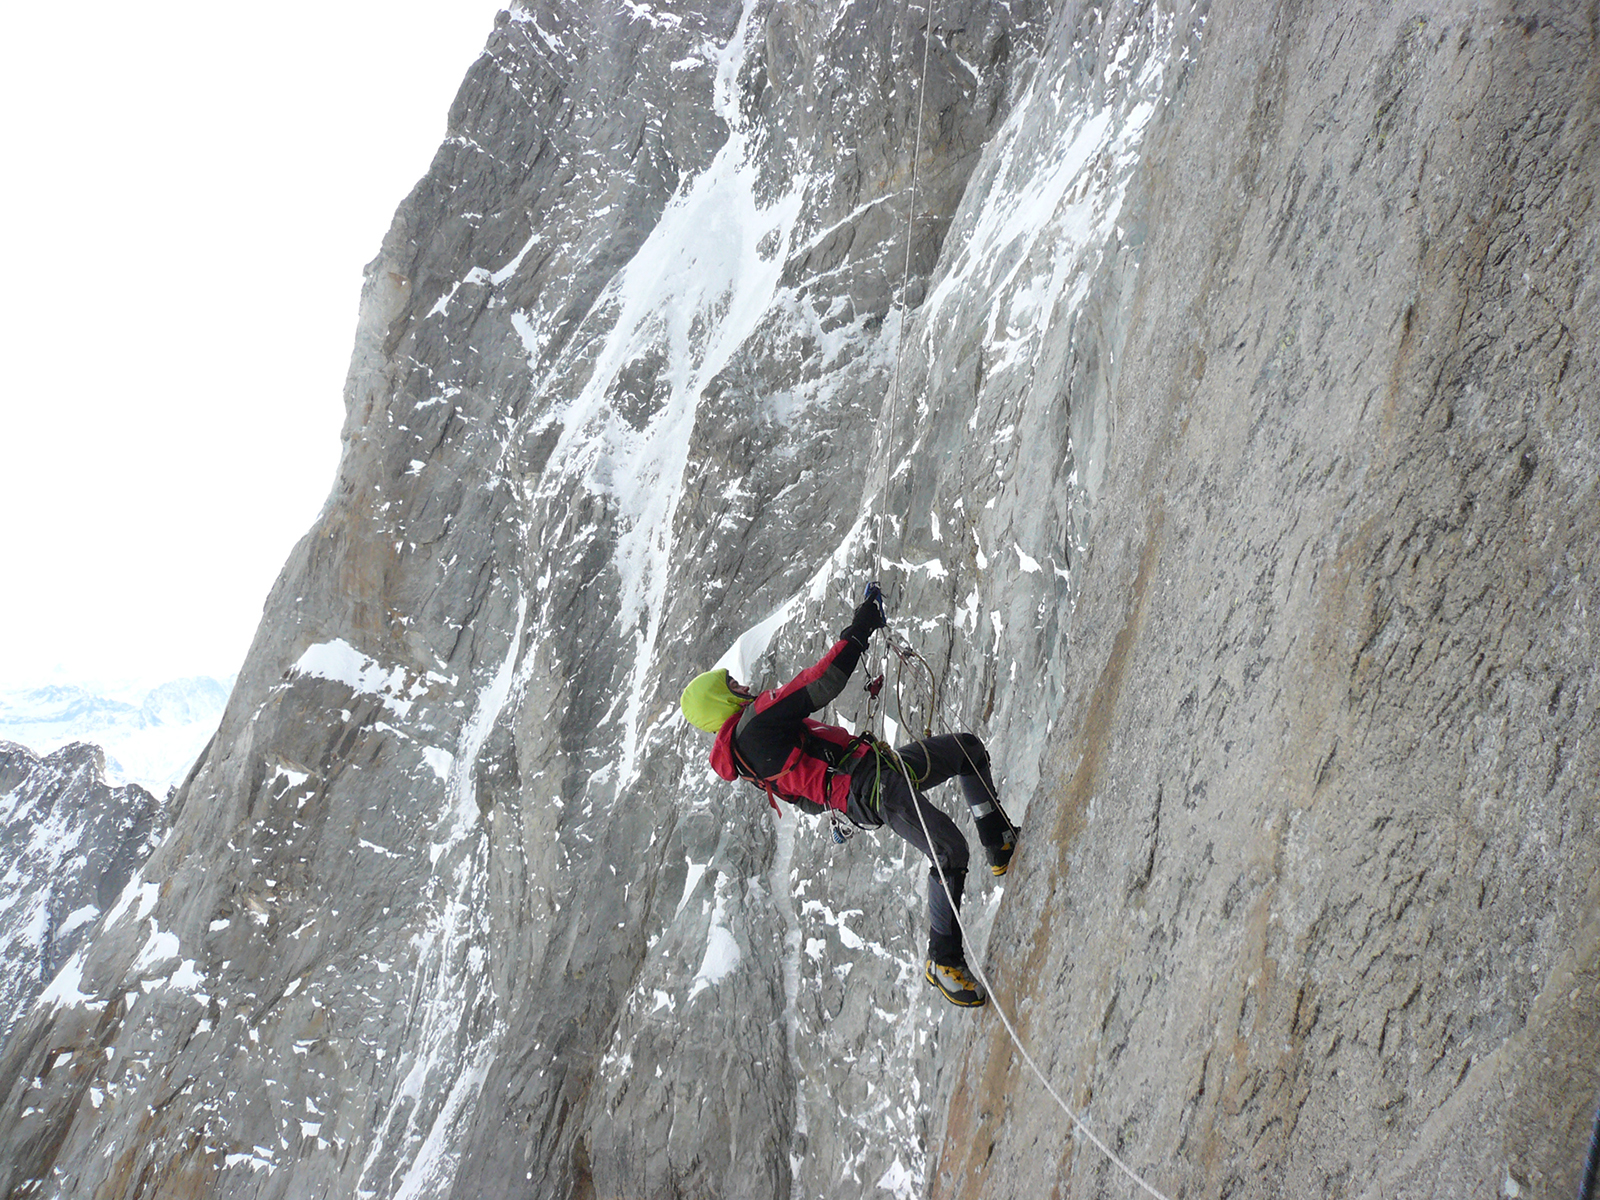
[0,0,1594,1198]
[926,3,1600,1197]
[0,743,162,1052]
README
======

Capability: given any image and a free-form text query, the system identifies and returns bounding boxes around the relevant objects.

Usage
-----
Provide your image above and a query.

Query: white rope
[849,5,1168,1198]
[872,0,938,580]
[880,634,1172,1200]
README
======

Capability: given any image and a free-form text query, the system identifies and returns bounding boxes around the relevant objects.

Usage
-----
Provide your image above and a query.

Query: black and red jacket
[708,637,872,813]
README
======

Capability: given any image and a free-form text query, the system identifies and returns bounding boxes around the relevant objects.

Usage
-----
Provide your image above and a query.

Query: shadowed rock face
[0,0,1593,1198]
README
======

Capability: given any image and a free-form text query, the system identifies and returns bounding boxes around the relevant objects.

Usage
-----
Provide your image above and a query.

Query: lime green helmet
[680,668,750,733]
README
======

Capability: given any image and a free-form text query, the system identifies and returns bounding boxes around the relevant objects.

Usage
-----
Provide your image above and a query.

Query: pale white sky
[0,2,506,691]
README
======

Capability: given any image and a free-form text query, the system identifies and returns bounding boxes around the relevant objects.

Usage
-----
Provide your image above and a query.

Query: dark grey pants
[848,733,1001,965]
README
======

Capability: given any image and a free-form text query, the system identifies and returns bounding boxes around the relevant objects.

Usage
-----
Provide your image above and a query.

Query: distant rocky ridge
[0,1,1594,1198]
[0,742,161,1052]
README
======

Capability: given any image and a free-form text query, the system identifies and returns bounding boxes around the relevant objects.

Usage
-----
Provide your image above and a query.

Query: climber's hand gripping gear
[841,581,888,650]
[862,580,886,623]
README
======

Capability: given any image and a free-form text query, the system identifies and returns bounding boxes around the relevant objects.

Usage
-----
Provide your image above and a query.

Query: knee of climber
[954,732,989,773]
[935,838,970,879]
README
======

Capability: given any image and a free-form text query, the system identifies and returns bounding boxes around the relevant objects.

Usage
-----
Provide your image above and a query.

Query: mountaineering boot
[986,827,1017,877]
[975,811,1016,876]
[925,958,987,1008]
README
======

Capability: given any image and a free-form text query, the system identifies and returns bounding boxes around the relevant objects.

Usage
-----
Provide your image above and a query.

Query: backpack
[726,727,866,816]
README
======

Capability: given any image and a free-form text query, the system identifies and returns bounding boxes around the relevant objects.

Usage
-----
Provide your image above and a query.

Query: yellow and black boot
[925,958,987,1007]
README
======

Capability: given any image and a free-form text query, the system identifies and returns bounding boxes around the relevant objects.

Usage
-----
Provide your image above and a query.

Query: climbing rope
[878,623,1172,1200]
[882,627,937,739]
[878,625,1018,841]
[841,596,1163,1197]
[872,0,939,582]
[849,10,1171,1196]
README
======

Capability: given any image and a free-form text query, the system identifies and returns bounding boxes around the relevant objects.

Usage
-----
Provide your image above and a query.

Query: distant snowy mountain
[138,677,231,727]
[0,677,232,794]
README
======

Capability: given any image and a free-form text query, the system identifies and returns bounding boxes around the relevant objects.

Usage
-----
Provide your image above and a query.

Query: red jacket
[709,637,869,813]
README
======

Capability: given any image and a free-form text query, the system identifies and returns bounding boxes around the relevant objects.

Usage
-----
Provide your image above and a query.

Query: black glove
[841,583,887,649]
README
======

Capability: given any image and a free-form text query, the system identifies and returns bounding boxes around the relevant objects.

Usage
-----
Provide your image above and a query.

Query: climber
[679,586,1016,1009]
